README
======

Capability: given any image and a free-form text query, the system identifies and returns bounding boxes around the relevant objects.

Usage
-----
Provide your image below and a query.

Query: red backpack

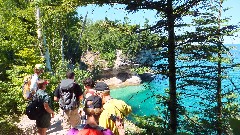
[78,128,103,135]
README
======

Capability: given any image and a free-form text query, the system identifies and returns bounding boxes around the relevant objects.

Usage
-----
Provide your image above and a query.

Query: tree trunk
[36,6,52,71]
[167,0,177,133]
[216,0,223,134]
[36,7,43,56]
[61,34,64,62]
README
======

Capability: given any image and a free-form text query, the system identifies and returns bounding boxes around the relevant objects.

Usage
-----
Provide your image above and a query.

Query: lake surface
[111,44,240,116]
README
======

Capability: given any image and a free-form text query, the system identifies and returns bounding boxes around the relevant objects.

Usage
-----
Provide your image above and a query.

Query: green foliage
[229,118,240,135]
[132,115,174,135]
[80,19,160,67]
[15,48,44,65]
[130,67,153,74]
[0,115,23,135]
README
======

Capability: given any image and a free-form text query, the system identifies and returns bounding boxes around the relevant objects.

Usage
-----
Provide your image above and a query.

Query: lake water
[111,44,240,116]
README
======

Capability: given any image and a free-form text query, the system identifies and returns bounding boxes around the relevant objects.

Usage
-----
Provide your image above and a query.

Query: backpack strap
[83,124,104,131]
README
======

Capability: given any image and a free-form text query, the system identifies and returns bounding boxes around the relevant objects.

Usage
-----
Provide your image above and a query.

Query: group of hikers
[24,64,132,135]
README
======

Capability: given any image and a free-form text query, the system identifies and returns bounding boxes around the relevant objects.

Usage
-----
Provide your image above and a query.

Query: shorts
[36,113,51,128]
[62,108,81,129]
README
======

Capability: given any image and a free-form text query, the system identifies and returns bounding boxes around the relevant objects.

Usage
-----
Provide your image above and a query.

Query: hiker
[82,77,96,98]
[54,71,84,130]
[34,79,54,135]
[67,95,114,135]
[79,77,97,125]
[27,64,44,99]
[95,82,132,135]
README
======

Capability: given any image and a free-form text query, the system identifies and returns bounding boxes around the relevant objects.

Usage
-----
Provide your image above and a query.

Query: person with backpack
[34,79,54,135]
[67,95,114,135]
[23,64,44,100]
[82,77,96,98]
[54,71,84,130]
[95,82,132,135]
[79,77,97,125]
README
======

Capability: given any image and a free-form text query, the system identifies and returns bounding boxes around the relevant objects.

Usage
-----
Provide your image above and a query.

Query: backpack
[59,79,78,110]
[22,75,33,100]
[67,124,113,135]
[77,125,104,135]
[26,98,44,120]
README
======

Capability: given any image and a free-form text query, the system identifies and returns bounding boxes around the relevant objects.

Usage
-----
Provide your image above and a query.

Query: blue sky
[77,0,240,44]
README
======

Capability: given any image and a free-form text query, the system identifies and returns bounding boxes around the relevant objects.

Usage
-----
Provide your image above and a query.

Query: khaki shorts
[61,108,81,129]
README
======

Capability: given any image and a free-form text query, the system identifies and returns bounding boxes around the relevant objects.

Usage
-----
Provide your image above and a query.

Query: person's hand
[51,112,54,118]
[116,118,125,135]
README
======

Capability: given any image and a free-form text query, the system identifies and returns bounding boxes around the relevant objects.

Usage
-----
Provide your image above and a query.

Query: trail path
[16,112,143,135]
[17,113,68,135]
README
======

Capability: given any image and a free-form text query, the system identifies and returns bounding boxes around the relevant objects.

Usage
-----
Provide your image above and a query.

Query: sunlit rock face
[81,50,158,88]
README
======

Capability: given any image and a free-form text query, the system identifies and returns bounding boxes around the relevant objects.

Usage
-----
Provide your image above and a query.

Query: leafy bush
[0,115,23,135]
[132,115,173,135]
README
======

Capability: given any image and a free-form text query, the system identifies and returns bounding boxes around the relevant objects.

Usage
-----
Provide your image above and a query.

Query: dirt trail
[16,113,68,135]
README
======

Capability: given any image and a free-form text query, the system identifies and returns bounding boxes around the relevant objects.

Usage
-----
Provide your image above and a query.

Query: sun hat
[85,95,102,109]
[35,64,44,70]
[94,82,109,91]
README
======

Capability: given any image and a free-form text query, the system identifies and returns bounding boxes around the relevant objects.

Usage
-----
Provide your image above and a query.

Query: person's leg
[61,110,71,130]
[36,114,51,135]
[69,108,81,128]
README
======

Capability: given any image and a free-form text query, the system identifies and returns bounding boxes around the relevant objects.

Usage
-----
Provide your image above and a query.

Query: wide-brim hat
[35,64,44,70]
[94,82,109,91]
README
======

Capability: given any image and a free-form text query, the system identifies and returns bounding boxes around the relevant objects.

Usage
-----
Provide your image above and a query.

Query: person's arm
[53,85,60,102]
[75,84,84,100]
[54,96,59,102]
[122,101,132,116]
[42,94,54,118]
[44,102,54,118]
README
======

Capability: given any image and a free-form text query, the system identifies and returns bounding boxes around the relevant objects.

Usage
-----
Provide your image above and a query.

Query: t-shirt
[34,89,52,114]
[54,81,83,103]
[30,73,39,93]
[99,99,132,135]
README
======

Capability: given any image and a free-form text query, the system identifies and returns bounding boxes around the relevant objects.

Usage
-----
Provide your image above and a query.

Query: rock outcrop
[81,49,157,88]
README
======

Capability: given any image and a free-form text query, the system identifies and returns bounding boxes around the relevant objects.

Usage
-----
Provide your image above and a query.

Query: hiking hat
[85,95,102,109]
[35,64,44,70]
[94,82,109,91]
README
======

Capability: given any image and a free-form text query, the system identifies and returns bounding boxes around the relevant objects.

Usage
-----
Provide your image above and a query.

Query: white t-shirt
[30,73,39,93]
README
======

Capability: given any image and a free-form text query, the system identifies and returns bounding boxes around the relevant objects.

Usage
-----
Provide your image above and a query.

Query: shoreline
[98,72,155,90]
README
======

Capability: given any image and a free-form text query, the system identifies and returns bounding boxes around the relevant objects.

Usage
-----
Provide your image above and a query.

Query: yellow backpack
[22,75,33,100]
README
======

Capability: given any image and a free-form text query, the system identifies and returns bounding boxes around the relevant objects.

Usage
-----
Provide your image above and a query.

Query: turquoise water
[111,44,240,116]
[111,84,159,116]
